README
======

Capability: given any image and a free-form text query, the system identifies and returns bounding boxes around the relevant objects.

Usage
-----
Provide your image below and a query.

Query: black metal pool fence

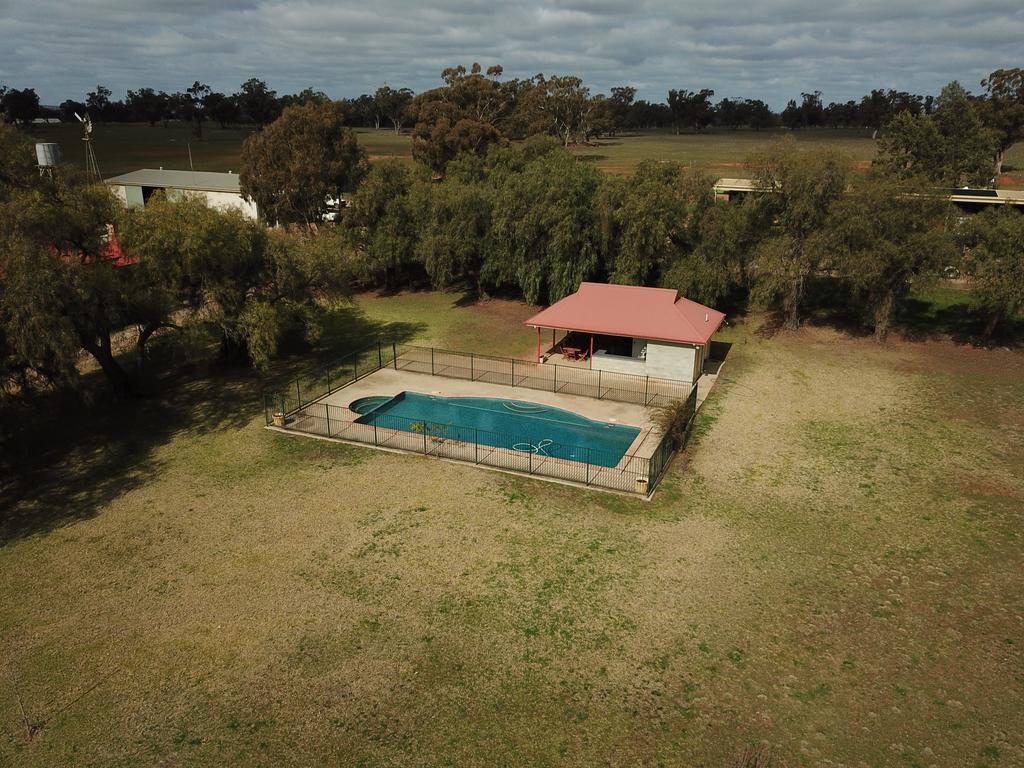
[262,343,698,495]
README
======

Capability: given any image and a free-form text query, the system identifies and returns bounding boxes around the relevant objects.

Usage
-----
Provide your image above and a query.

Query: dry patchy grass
[1,306,1022,767]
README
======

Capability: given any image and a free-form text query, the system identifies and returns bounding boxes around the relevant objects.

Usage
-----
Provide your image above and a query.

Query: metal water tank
[35,142,61,167]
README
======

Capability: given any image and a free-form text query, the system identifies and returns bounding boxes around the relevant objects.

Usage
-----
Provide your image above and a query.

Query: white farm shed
[105,169,259,220]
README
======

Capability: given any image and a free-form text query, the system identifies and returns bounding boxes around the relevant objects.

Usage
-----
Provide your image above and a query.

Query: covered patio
[526,282,725,385]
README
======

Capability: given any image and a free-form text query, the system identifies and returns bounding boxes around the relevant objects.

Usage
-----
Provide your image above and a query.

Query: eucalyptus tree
[240,101,367,225]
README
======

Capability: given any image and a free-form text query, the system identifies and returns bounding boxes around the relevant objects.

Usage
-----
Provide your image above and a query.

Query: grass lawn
[28,122,1024,187]
[2,290,1022,766]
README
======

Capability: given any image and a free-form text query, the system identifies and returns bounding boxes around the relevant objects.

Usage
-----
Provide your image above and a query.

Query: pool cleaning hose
[513,439,554,455]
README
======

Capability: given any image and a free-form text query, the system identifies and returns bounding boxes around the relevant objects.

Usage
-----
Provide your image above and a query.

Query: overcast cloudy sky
[1,0,1021,109]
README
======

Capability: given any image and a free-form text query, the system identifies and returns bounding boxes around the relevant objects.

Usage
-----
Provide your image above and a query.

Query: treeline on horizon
[2,66,1021,166]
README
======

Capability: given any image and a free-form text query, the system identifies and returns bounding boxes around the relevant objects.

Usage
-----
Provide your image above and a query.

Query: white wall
[643,340,699,383]
[591,350,647,376]
[188,190,259,220]
[590,338,703,383]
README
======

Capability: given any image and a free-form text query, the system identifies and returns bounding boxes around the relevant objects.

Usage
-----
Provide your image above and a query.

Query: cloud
[1,0,1020,108]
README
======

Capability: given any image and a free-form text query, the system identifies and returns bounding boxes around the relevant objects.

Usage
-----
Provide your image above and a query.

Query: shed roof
[525,282,725,346]
[105,169,242,194]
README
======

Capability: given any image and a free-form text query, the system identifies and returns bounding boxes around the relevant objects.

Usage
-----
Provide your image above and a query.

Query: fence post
[597,370,602,400]
[392,342,398,370]
[325,405,331,437]
[511,359,515,387]
[423,426,428,453]
[585,448,591,485]
[296,379,301,408]
[431,347,435,376]
[644,376,649,406]
[378,341,383,370]
[280,394,286,420]
[553,364,557,393]
[470,352,474,382]
[327,367,332,394]
[373,421,378,445]
[529,448,532,475]
[475,429,479,463]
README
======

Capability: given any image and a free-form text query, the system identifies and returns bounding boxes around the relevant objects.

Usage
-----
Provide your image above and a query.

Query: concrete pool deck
[317,367,664,460]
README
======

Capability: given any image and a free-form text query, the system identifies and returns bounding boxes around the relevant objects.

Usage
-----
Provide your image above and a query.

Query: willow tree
[411,176,492,295]
[488,148,603,304]
[748,138,849,329]
[597,160,712,286]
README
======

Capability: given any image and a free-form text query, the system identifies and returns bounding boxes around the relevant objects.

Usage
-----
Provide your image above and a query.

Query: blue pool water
[352,392,640,467]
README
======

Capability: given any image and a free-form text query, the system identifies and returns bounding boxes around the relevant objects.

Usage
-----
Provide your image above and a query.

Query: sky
[1,0,1021,110]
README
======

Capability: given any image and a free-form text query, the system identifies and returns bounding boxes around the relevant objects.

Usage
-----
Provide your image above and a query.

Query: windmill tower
[74,112,102,182]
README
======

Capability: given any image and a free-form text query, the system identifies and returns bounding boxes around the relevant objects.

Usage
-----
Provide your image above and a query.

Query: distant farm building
[526,282,725,385]
[713,177,1024,212]
[105,169,259,220]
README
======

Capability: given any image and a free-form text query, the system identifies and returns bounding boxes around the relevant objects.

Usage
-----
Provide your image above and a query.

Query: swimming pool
[352,392,641,468]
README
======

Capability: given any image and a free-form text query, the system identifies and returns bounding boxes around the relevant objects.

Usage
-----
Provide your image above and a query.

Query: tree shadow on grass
[0,304,425,545]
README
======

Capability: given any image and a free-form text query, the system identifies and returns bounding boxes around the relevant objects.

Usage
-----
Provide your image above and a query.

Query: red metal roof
[525,282,725,346]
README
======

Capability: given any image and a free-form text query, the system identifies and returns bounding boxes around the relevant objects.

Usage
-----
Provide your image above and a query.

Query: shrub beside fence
[261,342,700,495]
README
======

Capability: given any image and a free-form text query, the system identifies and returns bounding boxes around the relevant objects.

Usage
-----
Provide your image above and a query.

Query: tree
[240,101,368,225]
[519,75,594,146]
[204,92,240,128]
[59,99,87,123]
[374,85,414,133]
[596,161,712,286]
[1,88,40,126]
[488,147,603,303]
[826,175,955,340]
[185,81,211,138]
[957,206,1024,338]
[344,160,418,288]
[665,197,762,307]
[236,78,280,127]
[608,86,636,134]
[748,138,849,328]
[411,174,491,294]
[667,89,715,133]
[978,68,1024,174]
[86,85,112,122]
[120,195,352,366]
[877,81,995,186]
[125,88,167,126]
[0,166,167,397]
[409,63,514,171]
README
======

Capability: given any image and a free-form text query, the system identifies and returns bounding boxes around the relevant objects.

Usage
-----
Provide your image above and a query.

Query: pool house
[526,283,725,385]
